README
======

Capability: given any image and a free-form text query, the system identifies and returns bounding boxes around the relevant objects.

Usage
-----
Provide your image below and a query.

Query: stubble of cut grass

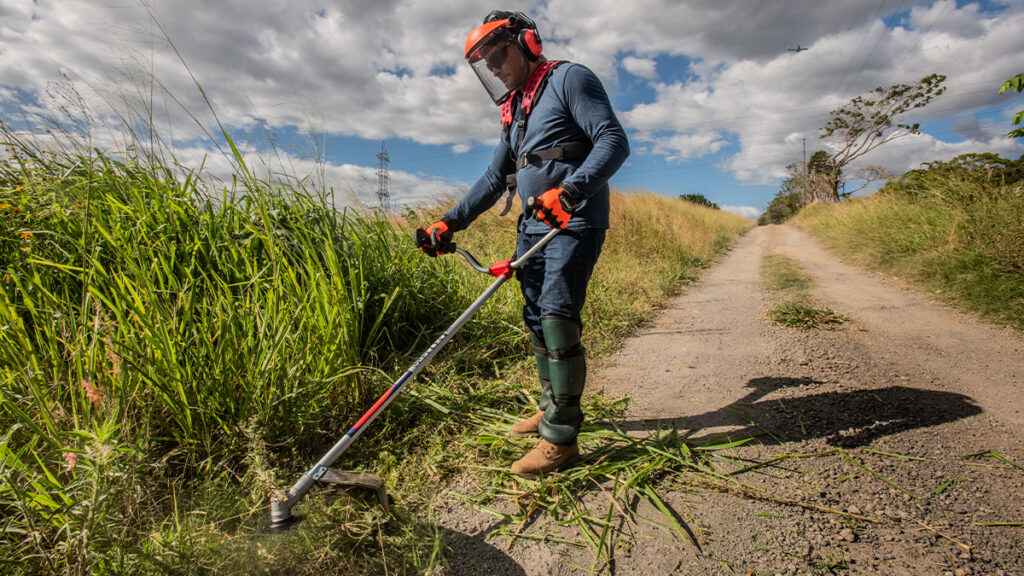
[761,254,847,330]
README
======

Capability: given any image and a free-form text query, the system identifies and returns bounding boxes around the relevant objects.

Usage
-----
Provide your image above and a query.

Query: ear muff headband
[486,10,543,61]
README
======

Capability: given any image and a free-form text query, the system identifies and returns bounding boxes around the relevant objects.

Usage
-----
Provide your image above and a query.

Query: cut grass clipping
[762,254,847,329]
[768,301,849,330]
[468,404,748,574]
[459,397,934,575]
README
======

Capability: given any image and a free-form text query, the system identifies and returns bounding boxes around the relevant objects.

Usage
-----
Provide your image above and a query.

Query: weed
[760,254,847,329]
[767,301,848,330]
[762,254,815,294]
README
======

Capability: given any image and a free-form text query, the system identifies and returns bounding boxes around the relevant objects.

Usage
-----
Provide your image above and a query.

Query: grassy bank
[0,133,752,575]
[792,170,1024,331]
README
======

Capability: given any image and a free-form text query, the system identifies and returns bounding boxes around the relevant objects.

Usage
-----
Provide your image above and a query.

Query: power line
[893,0,950,73]
[840,0,890,95]
[376,140,390,211]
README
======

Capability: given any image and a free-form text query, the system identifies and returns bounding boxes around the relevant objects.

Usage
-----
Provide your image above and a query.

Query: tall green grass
[0,137,480,573]
[792,173,1024,330]
[1,115,752,574]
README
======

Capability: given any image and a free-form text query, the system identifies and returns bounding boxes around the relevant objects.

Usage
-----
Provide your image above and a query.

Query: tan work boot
[510,438,580,478]
[509,411,543,437]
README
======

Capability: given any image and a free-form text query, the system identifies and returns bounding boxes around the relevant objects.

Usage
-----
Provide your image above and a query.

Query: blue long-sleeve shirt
[445,62,630,234]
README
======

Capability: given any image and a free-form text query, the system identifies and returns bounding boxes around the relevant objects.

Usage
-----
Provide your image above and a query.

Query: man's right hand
[414,218,456,257]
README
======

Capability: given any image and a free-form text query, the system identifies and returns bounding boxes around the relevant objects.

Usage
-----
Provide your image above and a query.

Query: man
[416,10,629,477]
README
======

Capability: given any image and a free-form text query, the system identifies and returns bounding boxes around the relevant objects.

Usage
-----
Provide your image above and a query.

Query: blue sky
[2,0,1023,219]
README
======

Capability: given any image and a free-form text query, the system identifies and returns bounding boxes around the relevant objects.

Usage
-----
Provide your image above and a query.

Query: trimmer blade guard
[267,470,389,532]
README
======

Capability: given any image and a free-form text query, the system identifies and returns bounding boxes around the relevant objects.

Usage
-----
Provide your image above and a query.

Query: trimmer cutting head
[266,470,390,534]
[266,511,301,532]
[267,490,301,532]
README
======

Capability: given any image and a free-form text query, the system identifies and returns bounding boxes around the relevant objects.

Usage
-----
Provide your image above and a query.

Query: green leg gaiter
[530,332,553,412]
[538,316,585,445]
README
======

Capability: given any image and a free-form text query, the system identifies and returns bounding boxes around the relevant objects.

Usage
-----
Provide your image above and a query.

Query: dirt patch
[436,224,1024,575]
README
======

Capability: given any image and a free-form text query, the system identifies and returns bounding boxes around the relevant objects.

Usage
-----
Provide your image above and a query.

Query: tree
[999,73,1024,138]
[759,161,806,225]
[807,150,833,176]
[802,150,842,204]
[678,193,719,209]
[819,73,947,200]
[758,189,802,225]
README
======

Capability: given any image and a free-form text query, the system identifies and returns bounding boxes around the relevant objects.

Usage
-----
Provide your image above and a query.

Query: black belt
[515,141,591,170]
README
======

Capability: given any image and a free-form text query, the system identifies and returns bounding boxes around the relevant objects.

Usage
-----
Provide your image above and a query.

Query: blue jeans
[516,227,606,335]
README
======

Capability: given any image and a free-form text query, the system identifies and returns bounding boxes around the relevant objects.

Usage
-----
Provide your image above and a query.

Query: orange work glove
[414,217,456,257]
[532,186,582,229]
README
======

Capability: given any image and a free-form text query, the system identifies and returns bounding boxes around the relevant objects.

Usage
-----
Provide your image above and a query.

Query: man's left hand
[532,187,581,229]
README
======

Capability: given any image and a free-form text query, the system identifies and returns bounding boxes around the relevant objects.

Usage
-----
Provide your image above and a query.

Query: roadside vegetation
[0,114,752,575]
[761,254,847,329]
[792,153,1024,331]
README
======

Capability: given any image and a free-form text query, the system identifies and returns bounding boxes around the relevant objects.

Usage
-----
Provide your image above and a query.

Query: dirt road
[439,224,1024,576]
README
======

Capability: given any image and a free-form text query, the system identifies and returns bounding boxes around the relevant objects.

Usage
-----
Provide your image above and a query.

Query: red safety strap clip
[488,259,514,279]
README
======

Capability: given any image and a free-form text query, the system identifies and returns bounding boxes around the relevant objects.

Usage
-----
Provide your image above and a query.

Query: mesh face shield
[468,52,514,105]
[465,22,517,105]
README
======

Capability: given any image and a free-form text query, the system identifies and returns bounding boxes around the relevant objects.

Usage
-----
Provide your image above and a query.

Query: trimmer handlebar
[453,226,560,277]
[268,226,560,532]
[454,246,491,274]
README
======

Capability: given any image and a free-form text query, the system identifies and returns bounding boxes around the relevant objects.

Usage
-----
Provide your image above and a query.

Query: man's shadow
[613,377,982,448]
[442,526,527,576]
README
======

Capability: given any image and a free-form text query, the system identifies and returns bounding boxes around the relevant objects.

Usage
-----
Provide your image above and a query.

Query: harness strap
[498,60,574,216]
[515,141,592,171]
[501,60,563,130]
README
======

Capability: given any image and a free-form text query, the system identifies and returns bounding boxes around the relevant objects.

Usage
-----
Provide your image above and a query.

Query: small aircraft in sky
[788,44,808,53]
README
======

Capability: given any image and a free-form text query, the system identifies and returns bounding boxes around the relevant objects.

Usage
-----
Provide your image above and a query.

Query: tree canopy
[759,161,806,225]
[819,73,946,200]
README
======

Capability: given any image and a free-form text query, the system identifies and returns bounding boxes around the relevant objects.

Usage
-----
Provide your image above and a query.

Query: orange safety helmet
[465,11,543,105]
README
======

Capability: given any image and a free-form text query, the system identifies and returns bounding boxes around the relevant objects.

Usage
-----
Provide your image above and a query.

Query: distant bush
[883,153,1024,198]
[758,190,803,225]
[678,193,719,209]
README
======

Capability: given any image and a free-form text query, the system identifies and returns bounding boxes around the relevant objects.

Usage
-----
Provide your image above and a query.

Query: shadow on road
[612,377,983,447]
[442,526,526,576]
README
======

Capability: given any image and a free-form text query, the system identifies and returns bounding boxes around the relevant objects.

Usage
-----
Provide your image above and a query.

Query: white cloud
[721,205,762,220]
[622,56,657,80]
[2,0,1023,207]
[616,1,1024,185]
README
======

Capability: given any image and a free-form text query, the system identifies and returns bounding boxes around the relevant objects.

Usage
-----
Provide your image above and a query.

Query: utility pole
[376,141,391,212]
[803,137,808,203]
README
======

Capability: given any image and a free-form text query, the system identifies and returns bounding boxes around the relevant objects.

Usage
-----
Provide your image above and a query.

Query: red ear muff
[521,29,542,59]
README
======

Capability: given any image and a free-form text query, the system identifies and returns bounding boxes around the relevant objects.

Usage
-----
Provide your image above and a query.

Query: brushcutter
[267,225,560,531]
